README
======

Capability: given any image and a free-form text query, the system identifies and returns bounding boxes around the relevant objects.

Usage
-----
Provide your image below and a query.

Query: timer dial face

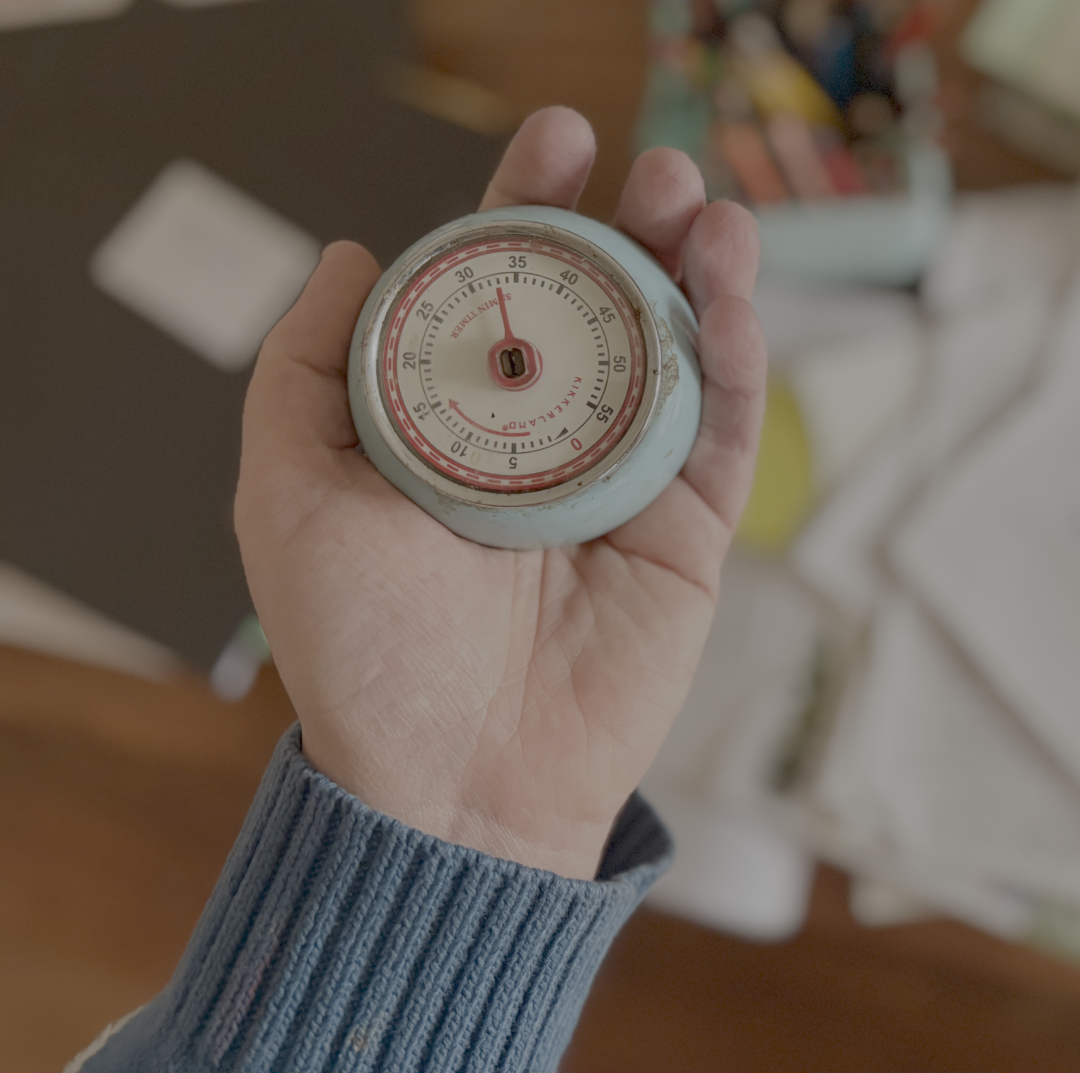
[376,231,652,498]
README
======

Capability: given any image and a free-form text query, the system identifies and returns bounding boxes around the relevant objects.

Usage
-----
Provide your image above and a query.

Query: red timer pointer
[487,287,542,391]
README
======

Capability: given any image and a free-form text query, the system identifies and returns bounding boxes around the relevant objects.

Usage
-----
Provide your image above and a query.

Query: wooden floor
[4,0,1078,1070]
[566,881,1080,1072]
[0,647,296,1072]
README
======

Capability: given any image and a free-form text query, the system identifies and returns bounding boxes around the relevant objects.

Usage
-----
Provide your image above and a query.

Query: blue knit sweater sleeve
[75,725,671,1072]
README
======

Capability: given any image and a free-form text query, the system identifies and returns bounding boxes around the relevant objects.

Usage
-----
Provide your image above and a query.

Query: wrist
[301,731,613,880]
[438,805,614,881]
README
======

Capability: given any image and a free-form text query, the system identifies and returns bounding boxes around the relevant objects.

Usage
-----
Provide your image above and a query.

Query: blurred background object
[5,0,1080,1071]
[631,0,1080,969]
[637,0,953,284]
[962,0,1080,175]
[0,0,502,673]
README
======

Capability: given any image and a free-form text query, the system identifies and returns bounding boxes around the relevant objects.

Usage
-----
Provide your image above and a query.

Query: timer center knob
[499,347,526,379]
[487,335,542,391]
[487,285,543,391]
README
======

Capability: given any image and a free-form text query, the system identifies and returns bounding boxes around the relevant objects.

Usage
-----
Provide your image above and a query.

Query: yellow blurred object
[736,375,815,551]
[737,54,843,128]
[727,11,842,129]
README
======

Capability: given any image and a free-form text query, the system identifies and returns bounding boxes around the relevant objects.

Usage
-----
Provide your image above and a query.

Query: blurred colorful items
[639,0,952,284]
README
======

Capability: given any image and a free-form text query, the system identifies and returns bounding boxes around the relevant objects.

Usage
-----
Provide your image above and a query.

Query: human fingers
[613,147,706,280]
[604,295,765,598]
[241,241,381,470]
[479,106,596,211]
[681,295,768,533]
[682,199,760,308]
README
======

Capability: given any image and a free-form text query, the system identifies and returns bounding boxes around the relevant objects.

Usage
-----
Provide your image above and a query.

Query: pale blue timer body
[347,205,701,549]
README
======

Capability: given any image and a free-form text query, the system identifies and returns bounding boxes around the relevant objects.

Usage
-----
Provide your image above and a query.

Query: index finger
[613,147,706,281]
[479,107,596,211]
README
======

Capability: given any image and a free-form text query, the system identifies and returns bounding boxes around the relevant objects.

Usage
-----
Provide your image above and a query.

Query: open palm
[235,108,766,880]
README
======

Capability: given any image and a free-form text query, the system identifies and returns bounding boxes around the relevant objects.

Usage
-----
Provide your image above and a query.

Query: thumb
[242,240,382,470]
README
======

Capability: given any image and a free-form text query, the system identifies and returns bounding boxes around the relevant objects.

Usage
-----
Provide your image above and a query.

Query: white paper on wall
[91,160,321,373]
[0,0,132,30]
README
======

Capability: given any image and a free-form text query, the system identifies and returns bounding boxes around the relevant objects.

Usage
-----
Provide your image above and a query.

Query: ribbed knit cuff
[83,725,671,1073]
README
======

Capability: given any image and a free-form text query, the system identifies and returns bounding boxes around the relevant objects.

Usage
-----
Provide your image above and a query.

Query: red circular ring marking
[381,236,646,493]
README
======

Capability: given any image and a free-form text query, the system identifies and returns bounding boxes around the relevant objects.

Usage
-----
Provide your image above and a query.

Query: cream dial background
[380,236,646,492]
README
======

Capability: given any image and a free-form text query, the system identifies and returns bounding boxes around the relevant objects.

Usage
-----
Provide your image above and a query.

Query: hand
[235,108,766,880]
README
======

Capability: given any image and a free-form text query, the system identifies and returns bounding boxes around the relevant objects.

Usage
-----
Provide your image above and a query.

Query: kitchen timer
[348,205,702,548]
